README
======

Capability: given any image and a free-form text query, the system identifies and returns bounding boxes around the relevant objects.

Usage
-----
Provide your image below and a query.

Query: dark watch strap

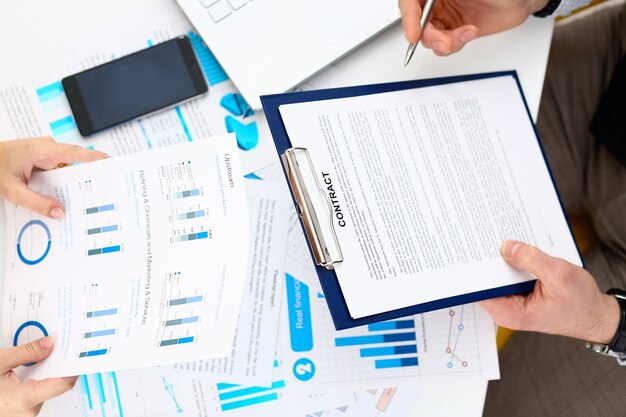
[533,0,562,17]
[607,289,626,353]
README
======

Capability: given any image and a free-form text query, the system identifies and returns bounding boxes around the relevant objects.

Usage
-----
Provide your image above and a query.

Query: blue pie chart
[16,220,52,265]
[13,321,49,367]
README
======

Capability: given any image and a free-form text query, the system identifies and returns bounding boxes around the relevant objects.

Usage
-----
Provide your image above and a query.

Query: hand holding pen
[399,0,546,61]
[403,0,437,66]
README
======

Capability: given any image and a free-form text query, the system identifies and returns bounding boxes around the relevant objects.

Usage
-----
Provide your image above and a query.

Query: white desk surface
[0,2,552,416]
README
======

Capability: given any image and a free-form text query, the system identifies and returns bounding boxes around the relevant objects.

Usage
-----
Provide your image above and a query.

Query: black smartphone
[62,35,208,136]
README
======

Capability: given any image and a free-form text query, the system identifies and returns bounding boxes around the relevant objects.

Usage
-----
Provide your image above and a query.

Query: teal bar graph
[219,380,285,402]
[215,360,282,411]
[88,245,121,256]
[79,348,108,358]
[84,329,116,338]
[165,316,199,326]
[176,231,208,242]
[188,31,228,85]
[221,393,279,411]
[36,81,63,102]
[217,381,283,411]
[171,189,200,199]
[374,357,419,369]
[335,318,420,371]
[335,332,416,347]
[177,210,205,220]
[50,115,77,136]
[86,308,118,318]
[87,225,119,235]
[160,336,194,347]
[360,344,417,357]
[367,320,415,332]
[95,373,106,404]
[85,204,115,214]
[80,375,93,410]
[217,383,239,390]
[79,373,123,417]
[175,106,193,142]
[169,296,203,306]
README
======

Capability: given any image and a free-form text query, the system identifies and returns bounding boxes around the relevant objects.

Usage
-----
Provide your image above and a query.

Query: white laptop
[176,0,400,109]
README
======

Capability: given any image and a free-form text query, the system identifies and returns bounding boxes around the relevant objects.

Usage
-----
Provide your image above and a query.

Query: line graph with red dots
[445,306,468,369]
[416,303,498,377]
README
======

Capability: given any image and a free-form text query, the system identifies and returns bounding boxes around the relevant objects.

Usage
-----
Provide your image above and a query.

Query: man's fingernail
[39,336,54,350]
[461,30,476,43]
[51,207,64,219]
[501,241,521,259]
[433,41,446,53]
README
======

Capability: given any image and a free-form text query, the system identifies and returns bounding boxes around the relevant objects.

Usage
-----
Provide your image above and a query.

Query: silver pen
[404,0,437,67]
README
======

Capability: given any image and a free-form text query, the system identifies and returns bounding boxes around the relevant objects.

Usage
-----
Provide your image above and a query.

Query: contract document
[3,135,249,378]
[275,73,581,319]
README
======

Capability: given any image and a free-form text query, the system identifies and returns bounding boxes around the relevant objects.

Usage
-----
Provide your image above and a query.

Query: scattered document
[173,179,290,385]
[2,136,249,379]
[40,360,355,417]
[280,274,498,393]
[309,388,418,417]
[278,75,581,318]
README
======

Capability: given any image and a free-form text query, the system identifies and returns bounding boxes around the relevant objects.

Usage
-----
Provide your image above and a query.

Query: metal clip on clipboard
[281,147,344,270]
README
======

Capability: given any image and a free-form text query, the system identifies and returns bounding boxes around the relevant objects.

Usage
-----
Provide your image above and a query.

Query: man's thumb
[500,240,558,280]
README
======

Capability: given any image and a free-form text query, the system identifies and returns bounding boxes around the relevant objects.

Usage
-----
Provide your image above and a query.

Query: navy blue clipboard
[261,71,553,330]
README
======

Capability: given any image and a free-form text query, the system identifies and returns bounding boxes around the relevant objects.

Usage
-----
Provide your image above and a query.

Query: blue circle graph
[17,220,51,265]
[13,321,49,367]
[293,358,316,381]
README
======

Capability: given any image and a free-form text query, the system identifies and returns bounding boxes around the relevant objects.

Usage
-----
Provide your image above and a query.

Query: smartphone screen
[62,35,208,136]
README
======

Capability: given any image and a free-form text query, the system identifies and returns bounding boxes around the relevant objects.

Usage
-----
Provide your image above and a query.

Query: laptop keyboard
[199,0,250,23]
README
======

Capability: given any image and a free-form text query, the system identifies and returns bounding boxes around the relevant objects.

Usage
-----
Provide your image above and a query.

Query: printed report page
[279,75,581,319]
[3,134,249,378]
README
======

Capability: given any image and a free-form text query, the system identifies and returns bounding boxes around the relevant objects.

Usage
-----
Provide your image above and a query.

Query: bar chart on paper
[212,360,285,413]
[69,370,187,417]
[335,320,419,370]
[80,282,120,360]
[155,271,205,348]
[283,274,422,389]
[35,80,83,146]
[76,372,124,417]
[157,160,212,245]
[187,31,228,86]
[80,179,125,257]
[282,273,497,388]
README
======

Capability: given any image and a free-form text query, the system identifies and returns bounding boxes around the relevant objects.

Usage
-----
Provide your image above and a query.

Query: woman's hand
[0,337,77,417]
[0,137,108,219]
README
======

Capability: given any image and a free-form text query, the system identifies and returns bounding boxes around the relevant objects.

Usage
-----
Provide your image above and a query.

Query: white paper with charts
[173,179,291,385]
[278,75,582,319]
[280,275,499,391]
[2,135,248,379]
[39,360,353,417]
